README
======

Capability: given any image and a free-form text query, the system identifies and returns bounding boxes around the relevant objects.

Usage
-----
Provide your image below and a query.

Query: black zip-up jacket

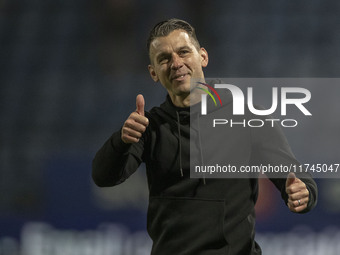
[92,93,318,255]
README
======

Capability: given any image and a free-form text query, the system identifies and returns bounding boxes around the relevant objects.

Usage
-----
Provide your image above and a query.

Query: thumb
[136,94,145,116]
[286,172,296,187]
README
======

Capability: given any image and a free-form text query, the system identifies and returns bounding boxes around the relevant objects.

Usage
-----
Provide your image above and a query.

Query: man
[92,18,317,255]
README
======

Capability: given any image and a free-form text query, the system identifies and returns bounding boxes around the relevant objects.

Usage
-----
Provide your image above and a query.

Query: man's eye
[179,50,189,55]
[159,58,168,64]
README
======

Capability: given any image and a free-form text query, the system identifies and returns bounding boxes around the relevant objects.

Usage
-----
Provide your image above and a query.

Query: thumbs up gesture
[285,172,310,213]
[121,94,149,144]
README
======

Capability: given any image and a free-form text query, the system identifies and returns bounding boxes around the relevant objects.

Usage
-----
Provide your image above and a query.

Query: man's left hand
[285,172,309,213]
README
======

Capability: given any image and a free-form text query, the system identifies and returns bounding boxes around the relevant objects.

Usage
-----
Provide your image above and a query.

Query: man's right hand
[121,94,149,144]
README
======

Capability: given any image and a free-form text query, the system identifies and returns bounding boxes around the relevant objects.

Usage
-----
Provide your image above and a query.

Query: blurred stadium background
[1,0,340,254]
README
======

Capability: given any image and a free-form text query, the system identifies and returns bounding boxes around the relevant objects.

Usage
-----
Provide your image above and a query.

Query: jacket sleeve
[252,121,318,213]
[92,128,145,187]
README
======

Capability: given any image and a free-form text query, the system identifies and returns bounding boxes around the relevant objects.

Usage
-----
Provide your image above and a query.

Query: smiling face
[148,30,208,107]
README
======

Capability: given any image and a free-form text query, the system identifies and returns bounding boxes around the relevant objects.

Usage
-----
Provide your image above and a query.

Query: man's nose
[170,54,183,69]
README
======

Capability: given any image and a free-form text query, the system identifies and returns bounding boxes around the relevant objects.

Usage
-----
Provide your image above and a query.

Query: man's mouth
[172,73,189,81]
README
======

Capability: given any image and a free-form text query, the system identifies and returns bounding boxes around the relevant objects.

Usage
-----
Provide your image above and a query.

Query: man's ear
[200,48,209,68]
[148,65,159,82]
